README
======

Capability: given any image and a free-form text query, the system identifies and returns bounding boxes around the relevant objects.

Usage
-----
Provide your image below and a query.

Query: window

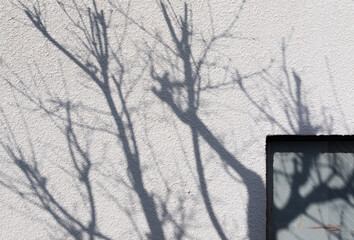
[266,136,354,240]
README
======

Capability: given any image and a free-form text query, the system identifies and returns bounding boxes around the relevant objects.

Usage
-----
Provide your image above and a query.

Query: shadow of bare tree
[147,2,265,240]
[2,0,166,239]
[0,101,109,239]
[2,1,351,240]
[236,38,354,240]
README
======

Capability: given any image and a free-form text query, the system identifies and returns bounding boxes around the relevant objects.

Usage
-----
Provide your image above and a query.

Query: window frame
[266,135,354,240]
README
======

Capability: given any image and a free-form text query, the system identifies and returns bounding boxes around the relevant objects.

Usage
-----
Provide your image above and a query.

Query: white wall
[0,0,353,239]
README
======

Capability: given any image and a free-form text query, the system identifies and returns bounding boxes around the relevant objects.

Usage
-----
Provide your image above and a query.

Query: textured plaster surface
[0,0,353,239]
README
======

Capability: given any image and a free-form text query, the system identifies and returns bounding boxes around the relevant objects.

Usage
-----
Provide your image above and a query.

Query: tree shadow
[148,2,265,239]
[3,1,170,239]
[5,1,350,240]
[0,100,109,239]
[236,38,354,239]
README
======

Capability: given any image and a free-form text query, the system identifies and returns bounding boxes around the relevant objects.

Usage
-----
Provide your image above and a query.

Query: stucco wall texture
[0,0,353,239]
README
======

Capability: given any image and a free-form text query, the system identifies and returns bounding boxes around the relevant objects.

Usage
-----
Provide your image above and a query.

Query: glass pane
[269,140,354,240]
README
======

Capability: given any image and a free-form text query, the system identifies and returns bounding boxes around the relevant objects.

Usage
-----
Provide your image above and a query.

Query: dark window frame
[266,135,354,240]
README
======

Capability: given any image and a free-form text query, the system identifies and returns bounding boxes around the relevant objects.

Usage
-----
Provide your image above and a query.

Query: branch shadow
[236,38,354,240]
[148,2,265,239]
[0,100,109,239]
[3,1,171,239]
